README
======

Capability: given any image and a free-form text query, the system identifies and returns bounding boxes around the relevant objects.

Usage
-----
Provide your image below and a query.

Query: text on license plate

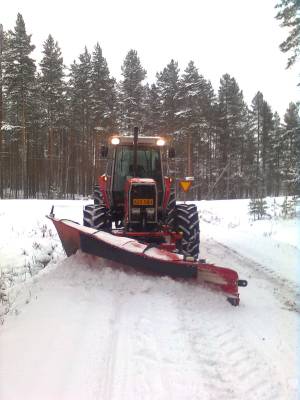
[133,198,153,206]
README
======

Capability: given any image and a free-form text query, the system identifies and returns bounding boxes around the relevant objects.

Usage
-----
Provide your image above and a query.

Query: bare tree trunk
[226,156,230,199]
[58,129,63,197]
[0,24,3,198]
[256,101,260,196]
[208,126,212,194]
[22,102,27,198]
[187,132,192,176]
[48,125,53,197]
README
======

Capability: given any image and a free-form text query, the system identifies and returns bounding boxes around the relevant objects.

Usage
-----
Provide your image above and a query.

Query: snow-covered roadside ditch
[196,198,300,286]
[0,200,88,320]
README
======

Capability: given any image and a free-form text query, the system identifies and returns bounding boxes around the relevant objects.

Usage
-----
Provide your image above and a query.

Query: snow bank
[195,198,300,285]
[0,200,88,318]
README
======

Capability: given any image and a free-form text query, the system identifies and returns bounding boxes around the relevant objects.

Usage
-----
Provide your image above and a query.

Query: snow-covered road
[0,200,299,399]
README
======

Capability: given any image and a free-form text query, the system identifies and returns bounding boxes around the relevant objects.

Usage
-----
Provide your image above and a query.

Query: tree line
[0,14,299,200]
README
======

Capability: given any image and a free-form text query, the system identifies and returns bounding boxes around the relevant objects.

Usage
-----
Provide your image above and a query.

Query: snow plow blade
[47,216,246,306]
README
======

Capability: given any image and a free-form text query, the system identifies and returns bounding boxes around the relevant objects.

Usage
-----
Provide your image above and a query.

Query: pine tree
[142,83,161,135]
[155,59,181,183]
[261,101,274,194]
[248,197,268,220]
[177,61,216,198]
[2,13,36,197]
[68,47,93,195]
[268,112,284,195]
[118,49,146,133]
[258,197,269,219]
[270,198,280,218]
[28,74,44,197]
[243,109,257,198]
[216,74,248,198]
[178,61,202,178]
[250,92,264,196]
[282,102,300,194]
[91,42,116,132]
[281,196,296,218]
[0,24,4,197]
[39,34,65,196]
[90,42,116,182]
[275,0,300,68]
[250,93,276,197]
[249,197,260,220]
[156,59,180,135]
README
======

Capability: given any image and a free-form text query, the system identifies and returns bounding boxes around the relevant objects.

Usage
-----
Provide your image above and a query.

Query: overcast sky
[1,0,299,118]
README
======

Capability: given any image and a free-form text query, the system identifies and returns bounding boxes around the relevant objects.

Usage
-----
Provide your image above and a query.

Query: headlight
[146,208,155,215]
[156,138,165,146]
[146,207,155,222]
[146,208,155,220]
[111,137,120,145]
[131,208,140,215]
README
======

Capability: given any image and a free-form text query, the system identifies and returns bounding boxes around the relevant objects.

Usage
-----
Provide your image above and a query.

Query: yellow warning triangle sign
[179,180,192,193]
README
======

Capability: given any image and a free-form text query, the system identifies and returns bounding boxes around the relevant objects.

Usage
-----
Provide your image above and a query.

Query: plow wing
[47,216,247,306]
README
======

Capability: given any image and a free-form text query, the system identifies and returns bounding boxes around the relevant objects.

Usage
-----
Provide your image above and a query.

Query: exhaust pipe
[133,126,138,177]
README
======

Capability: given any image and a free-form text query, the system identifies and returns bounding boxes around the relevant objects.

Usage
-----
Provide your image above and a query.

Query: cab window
[113,146,162,191]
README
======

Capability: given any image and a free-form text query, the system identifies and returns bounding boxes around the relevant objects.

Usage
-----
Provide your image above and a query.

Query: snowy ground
[0,198,299,399]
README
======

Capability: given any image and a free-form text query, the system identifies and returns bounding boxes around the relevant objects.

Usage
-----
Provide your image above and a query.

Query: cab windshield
[113,145,162,191]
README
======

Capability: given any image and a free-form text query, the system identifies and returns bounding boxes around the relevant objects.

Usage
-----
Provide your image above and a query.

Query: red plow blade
[47,216,247,306]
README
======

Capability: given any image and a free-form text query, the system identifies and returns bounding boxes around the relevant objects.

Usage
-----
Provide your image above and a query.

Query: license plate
[133,198,153,206]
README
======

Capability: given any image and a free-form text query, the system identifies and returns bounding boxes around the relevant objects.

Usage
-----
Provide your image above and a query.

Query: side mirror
[101,145,108,158]
[168,147,175,158]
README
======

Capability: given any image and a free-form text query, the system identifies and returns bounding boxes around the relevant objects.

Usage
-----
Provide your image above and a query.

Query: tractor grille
[129,182,157,224]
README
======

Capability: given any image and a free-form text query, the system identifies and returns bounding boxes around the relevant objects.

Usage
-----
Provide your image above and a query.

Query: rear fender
[124,178,131,225]
[98,174,110,208]
[162,177,172,210]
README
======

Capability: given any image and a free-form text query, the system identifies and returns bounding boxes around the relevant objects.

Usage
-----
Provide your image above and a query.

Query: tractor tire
[175,203,200,259]
[165,187,176,228]
[93,185,103,206]
[83,204,112,231]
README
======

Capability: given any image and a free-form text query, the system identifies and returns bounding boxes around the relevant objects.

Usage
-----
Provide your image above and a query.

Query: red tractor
[47,127,247,306]
[83,127,200,260]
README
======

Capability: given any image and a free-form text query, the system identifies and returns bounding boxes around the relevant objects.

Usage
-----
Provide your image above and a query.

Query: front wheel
[93,185,103,206]
[175,203,200,259]
[83,204,112,231]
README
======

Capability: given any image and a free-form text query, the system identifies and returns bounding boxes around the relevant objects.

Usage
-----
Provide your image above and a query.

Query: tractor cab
[110,136,164,208]
[98,130,174,231]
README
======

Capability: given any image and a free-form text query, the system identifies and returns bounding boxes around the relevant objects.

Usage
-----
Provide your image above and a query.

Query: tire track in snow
[129,296,174,400]
[94,268,210,400]
[81,253,292,400]
[96,271,175,400]
[176,288,284,400]
[128,285,209,400]
[99,289,124,400]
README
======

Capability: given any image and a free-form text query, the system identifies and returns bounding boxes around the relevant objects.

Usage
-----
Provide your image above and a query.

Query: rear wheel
[83,204,112,231]
[175,204,200,259]
[165,187,176,228]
